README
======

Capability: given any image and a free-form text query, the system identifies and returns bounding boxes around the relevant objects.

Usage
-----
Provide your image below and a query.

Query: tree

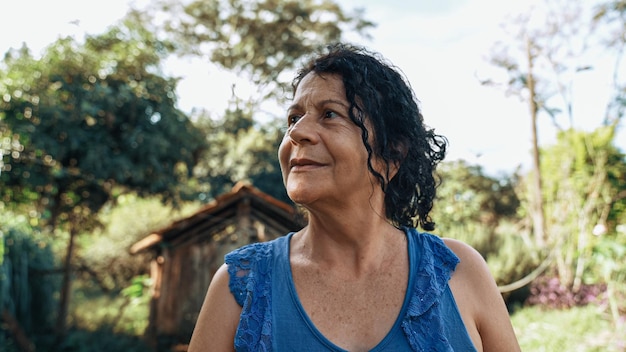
[154,0,372,80]
[484,0,595,247]
[593,0,626,125]
[191,97,288,203]
[540,127,626,290]
[484,0,626,293]
[0,213,56,352]
[433,160,520,255]
[431,160,537,290]
[0,19,206,340]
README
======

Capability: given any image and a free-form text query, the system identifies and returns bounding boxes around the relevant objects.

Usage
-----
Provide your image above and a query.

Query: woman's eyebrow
[287,99,348,112]
[286,103,300,112]
[318,99,349,108]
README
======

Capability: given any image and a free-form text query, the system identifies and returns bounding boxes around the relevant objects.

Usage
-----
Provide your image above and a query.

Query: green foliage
[121,275,150,300]
[592,231,626,284]
[193,103,288,202]
[0,212,57,342]
[0,18,207,342]
[0,20,207,228]
[486,221,541,289]
[29,196,195,351]
[539,127,626,288]
[485,0,626,297]
[152,0,374,87]
[79,194,200,290]
[433,160,519,253]
[593,0,626,53]
[589,229,626,325]
[432,160,539,289]
[70,277,150,337]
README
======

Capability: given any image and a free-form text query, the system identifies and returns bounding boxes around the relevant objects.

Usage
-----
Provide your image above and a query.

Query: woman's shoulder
[406,228,460,270]
[440,238,522,351]
[439,238,488,276]
[438,237,495,291]
[224,234,290,306]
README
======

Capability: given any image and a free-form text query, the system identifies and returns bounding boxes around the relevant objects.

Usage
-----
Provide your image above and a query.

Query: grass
[511,304,626,351]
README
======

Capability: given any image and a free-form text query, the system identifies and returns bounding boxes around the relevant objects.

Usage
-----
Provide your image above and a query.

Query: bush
[0,214,58,350]
[526,276,607,309]
[484,221,540,287]
[69,275,150,337]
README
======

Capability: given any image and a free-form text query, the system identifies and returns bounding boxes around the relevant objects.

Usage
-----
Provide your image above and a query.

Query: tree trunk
[526,36,546,248]
[2,309,35,352]
[55,219,78,339]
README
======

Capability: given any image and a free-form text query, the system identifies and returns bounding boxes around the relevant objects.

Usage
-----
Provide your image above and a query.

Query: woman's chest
[291,264,409,351]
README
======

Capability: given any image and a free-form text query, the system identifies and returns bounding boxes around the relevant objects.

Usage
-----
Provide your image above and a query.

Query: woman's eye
[324,110,339,119]
[288,114,301,126]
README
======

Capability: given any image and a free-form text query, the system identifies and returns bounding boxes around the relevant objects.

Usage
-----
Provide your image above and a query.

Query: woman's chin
[287,192,313,205]
[286,186,321,206]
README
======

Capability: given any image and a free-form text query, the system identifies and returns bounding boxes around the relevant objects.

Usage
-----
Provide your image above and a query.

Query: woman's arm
[444,238,521,352]
[188,264,242,352]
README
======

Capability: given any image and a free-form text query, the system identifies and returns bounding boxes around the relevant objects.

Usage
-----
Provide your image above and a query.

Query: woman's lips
[290,158,325,171]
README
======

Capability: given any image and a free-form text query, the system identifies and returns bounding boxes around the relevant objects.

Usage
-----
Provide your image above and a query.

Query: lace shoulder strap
[225,241,275,351]
[402,229,460,351]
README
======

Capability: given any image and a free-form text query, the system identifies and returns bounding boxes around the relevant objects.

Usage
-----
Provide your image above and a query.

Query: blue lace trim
[401,229,459,351]
[225,242,274,352]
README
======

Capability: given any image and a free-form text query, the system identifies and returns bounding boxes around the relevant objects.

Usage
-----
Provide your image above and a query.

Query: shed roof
[130,182,302,254]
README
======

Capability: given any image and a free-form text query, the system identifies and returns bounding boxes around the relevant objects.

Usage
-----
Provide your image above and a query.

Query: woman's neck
[291,215,404,278]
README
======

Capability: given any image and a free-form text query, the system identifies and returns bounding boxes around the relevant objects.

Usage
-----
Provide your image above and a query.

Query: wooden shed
[130,182,304,351]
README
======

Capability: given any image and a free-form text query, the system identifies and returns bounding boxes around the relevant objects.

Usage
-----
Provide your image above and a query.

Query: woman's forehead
[292,73,346,102]
[297,72,343,89]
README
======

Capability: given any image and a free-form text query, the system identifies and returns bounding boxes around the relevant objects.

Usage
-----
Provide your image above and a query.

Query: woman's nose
[287,114,318,144]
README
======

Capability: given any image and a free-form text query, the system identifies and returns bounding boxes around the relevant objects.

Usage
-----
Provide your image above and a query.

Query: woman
[188,43,521,351]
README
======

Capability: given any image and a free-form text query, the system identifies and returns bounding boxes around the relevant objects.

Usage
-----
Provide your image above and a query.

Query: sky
[2,0,624,177]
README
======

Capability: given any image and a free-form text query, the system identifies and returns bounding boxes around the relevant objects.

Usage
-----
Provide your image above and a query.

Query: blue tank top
[225,228,477,351]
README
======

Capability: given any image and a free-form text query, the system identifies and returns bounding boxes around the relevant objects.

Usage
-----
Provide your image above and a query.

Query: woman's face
[278,72,380,209]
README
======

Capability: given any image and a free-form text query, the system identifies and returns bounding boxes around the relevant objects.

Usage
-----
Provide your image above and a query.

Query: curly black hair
[292,43,447,231]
